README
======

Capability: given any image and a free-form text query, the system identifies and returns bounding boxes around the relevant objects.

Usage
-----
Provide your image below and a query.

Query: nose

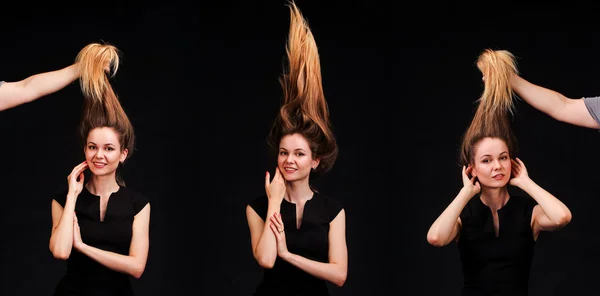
[493,159,502,170]
[285,154,295,164]
[94,149,105,160]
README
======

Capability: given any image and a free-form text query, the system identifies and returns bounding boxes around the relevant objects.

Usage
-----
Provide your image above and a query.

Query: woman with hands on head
[426,49,572,296]
[48,43,150,296]
[245,2,348,296]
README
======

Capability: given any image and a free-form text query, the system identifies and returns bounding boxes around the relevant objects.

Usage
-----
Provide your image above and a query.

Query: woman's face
[471,137,511,189]
[277,133,319,182]
[84,127,127,177]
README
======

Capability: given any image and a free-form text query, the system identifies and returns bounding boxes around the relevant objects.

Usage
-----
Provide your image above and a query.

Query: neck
[285,178,314,204]
[480,186,509,211]
[87,173,120,196]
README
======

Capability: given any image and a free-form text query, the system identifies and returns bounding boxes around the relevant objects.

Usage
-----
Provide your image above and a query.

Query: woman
[426,49,572,296]
[245,2,348,296]
[48,43,150,296]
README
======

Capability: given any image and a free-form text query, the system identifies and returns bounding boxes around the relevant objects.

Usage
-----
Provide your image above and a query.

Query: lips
[93,162,107,168]
[283,167,297,173]
[492,174,504,180]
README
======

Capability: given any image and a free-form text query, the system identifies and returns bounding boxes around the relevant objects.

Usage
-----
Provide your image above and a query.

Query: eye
[107,147,114,151]
[279,151,287,156]
[297,153,305,156]
[88,145,96,150]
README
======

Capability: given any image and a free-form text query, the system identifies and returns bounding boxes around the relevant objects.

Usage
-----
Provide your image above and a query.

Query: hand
[265,168,286,204]
[269,213,289,257]
[509,157,530,188]
[68,161,88,196]
[73,212,84,250]
[462,165,481,196]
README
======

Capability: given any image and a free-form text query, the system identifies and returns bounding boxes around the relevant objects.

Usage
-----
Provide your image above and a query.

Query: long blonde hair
[268,1,338,173]
[76,42,134,186]
[460,49,518,166]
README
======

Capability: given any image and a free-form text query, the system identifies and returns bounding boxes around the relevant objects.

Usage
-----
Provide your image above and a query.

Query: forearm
[427,188,473,246]
[519,179,571,224]
[254,201,281,268]
[49,195,77,259]
[21,63,80,98]
[510,74,570,118]
[280,251,346,287]
[77,243,145,279]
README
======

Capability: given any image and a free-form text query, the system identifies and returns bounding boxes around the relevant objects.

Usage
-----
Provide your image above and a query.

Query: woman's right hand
[462,165,480,196]
[265,167,286,204]
[68,161,88,197]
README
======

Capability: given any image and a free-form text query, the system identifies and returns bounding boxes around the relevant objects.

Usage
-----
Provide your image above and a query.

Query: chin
[283,174,308,183]
[89,168,115,177]
[482,180,509,189]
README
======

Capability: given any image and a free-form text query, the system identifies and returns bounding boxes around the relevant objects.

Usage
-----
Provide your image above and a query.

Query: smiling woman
[48,42,151,296]
[426,49,572,296]
[245,2,348,296]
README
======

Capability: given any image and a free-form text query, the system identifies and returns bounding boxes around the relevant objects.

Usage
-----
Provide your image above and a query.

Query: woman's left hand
[269,213,289,257]
[509,157,531,187]
[73,213,84,250]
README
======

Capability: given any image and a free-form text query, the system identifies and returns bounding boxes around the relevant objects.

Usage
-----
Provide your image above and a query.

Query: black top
[458,195,537,296]
[52,186,149,296]
[248,193,343,296]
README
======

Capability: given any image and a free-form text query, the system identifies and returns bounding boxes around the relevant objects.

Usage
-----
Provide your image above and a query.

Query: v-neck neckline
[283,193,316,230]
[84,186,121,222]
[478,196,511,238]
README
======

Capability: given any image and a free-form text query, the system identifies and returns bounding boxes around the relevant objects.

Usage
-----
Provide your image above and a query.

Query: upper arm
[130,203,150,262]
[246,205,264,257]
[51,200,64,234]
[558,98,600,128]
[328,209,347,269]
[453,217,463,243]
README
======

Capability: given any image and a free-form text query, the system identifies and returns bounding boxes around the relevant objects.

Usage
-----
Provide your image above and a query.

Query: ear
[120,148,129,163]
[467,163,477,177]
[311,158,321,170]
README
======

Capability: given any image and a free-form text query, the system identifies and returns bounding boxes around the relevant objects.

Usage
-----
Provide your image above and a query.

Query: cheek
[472,165,486,177]
[300,158,314,169]
[277,155,285,166]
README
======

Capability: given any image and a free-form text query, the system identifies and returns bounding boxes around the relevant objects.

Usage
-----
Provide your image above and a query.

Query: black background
[1,1,598,295]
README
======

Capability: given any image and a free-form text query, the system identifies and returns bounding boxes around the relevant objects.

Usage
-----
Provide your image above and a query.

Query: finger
[275,213,284,226]
[274,167,284,180]
[265,171,270,189]
[272,215,281,229]
[466,165,473,175]
[270,214,283,231]
[72,162,88,176]
[77,163,89,174]
[269,223,279,239]
[78,172,85,183]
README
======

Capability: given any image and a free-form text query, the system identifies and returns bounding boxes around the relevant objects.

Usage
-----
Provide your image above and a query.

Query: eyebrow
[88,142,115,146]
[479,151,508,159]
[279,148,307,152]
